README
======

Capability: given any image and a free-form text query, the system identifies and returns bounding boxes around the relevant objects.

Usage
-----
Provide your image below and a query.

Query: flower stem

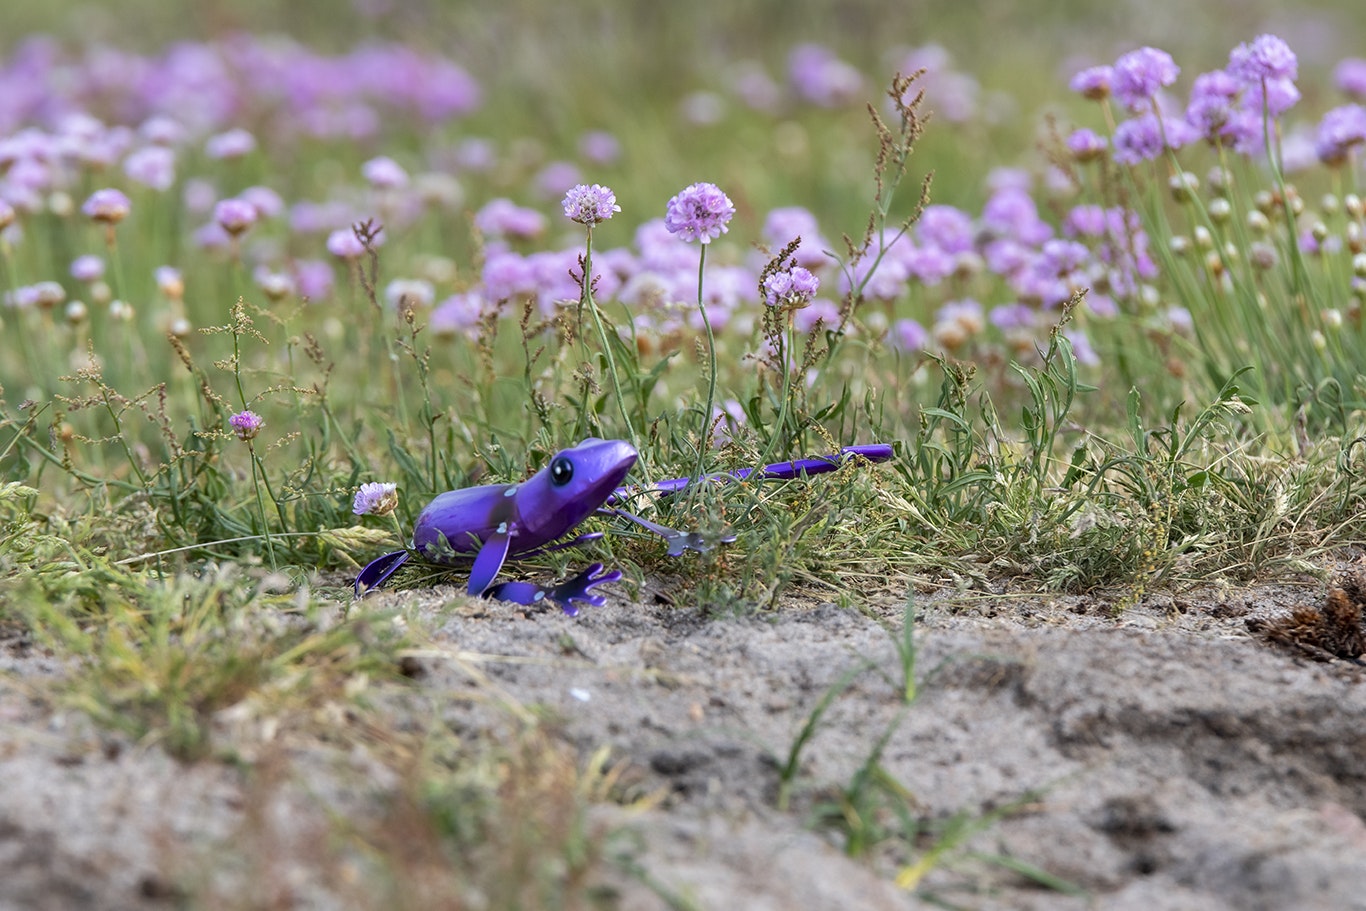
[247,441,277,570]
[581,227,644,468]
[693,244,717,486]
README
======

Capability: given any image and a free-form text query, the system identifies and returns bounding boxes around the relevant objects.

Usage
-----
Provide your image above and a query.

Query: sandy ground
[4,569,1366,910]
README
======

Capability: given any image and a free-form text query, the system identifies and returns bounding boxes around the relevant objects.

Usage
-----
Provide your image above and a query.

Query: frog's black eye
[549,455,574,487]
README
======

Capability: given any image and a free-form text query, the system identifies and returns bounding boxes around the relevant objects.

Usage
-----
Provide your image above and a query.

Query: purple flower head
[762,206,830,270]
[562,183,621,226]
[139,116,185,146]
[352,481,398,517]
[787,43,864,107]
[1112,47,1180,112]
[1112,113,1197,164]
[240,186,284,220]
[473,198,546,239]
[990,302,1036,332]
[122,146,176,191]
[326,228,364,259]
[732,62,783,113]
[792,298,839,334]
[214,197,258,236]
[81,188,131,224]
[430,292,486,338]
[1336,58,1366,100]
[664,182,735,245]
[917,205,976,254]
[1185,70,1242,141]
[70,254,105,282]
[205,128,257,160]
[229,410,264,441]
[1067,127,1108,161]
[482,251,538,302]
[1228,35,1297,85]
[323,225,379,259]
[195,222,231,251]
[1064,330,1100,367]
[1069,65,1113,100]
[292,259,334,301]
[982,188,1052,245]
[891,318,929,352]
[1316,104,1366,165]
[763,265,820,308]
[1244,76,1300,118]
[535,161,581,200]
[361,155,409,190]
[1038,239,1091,277]
[578,130,621,165]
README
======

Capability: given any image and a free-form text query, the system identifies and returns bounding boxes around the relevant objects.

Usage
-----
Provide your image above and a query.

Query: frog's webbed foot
[485,563,623,617]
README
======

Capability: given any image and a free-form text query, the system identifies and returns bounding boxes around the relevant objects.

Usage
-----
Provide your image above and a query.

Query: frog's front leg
[485,563,623,616]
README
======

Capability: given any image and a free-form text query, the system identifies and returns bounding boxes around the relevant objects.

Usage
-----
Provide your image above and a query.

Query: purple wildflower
[787,44,864,107]
[81,188,131,224]
[917,205,976,254]
[361,155,409,190]
[229,410,264,441]
[1067,128,1108,161]
[482,251,538,302]
[891,318,929,352]
[792,298,840,333]
[762,206,831,270]
[1228,35,1297,84]
[1112,47,1179,111]
[982,188,1053,245]
[1112,113,1197,164]
[122,146,176,191]
[1069,65,1113,100]
[1064,330,1101,367]
[1243,76,1300,117]
[990,302,1036,331]
[535,161,581,199]
[473,198,545,239]
[1336,58,1366,99]
[70,254,105,283]
[326,226,382,259]
[213,198,258,236]
[430,292,486,338]
[1316,105,1366,165]
[1185,70,1242,143]
[352,481,398,517]
[762,265,820,308]
[240,186,284,220]
[205,128,257,160]
[578,130,621,165]
[664,182,735,244]
[292,259,334,301]
[562,183,621,226]
[139,116,185,146]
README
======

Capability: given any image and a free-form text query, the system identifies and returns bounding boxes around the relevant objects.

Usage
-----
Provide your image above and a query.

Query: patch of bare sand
[3,575,1366,909]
